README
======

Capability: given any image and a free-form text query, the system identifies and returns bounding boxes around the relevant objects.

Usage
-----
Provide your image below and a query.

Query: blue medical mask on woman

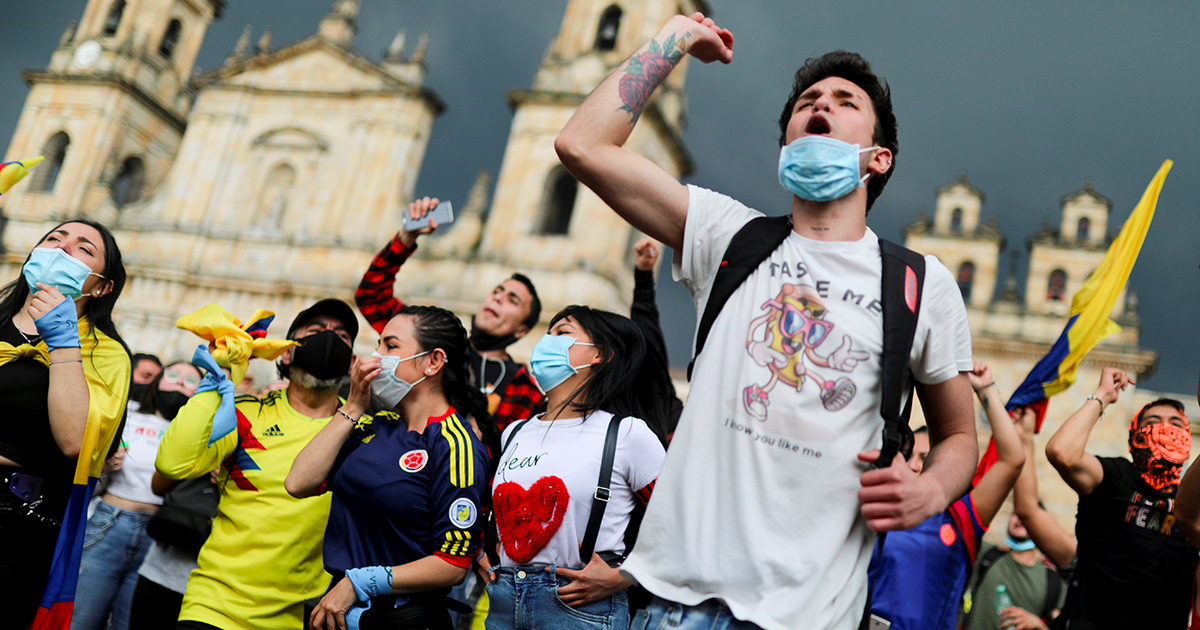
[529,334,596,393]
[370,350,430,409]
[778,136,879,202]
[22,247,104,299]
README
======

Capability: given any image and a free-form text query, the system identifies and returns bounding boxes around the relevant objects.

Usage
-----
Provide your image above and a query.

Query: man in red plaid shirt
[355,197,545,439]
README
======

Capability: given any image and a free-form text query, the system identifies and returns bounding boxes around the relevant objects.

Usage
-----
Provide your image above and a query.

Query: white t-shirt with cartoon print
[620,185,974,630]
[494,410,664,569]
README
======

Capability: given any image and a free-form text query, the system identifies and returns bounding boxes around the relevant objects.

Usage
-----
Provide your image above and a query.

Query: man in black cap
[157,298,361,630]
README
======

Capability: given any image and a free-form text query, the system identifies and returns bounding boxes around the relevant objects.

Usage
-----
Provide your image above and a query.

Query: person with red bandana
[1045,367,1198,629]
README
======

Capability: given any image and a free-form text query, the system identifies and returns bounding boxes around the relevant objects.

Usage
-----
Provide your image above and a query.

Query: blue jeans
[70,501,155,630]
[630,596,765,630]
[485,565,629,630]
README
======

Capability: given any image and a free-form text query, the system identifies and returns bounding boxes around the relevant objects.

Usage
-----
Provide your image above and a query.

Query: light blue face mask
[778,136,879,202]
[22,247,104,300]
[529,334,595,393]
[370,350,430,409]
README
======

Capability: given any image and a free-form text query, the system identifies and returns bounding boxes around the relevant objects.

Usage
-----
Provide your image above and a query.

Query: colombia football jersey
[322,408,489,576]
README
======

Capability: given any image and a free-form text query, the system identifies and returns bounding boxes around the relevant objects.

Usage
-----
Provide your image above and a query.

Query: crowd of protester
[3,11,1200,630]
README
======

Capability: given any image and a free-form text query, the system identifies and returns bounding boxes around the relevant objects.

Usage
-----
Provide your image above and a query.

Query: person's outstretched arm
[968,361,1026,528]
[355,197,441,334]
[1045,367,1132,497]
[555,13,732,251]
[1012,408,1077,568]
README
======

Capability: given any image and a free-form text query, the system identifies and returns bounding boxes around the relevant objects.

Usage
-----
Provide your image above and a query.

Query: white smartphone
[404,201,454,231]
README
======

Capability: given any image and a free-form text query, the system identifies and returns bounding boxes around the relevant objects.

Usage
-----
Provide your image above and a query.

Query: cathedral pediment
[195,37,424,97]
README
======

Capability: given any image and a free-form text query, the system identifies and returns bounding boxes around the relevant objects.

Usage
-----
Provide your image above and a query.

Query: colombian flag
[973,160,1172,485]
[30,321,130,629]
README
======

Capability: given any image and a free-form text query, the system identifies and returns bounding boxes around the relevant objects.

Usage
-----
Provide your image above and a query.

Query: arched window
[110,156,145,207]
[1047,269,1067,302]
[594,5,622,51]
[957,261,975,301]
[1077,216,1090,243]
[538,167,578,236]
[32,131,70,193]
[256,163,295,229]
[103,0,126,36]
[950,207,963,234]
[159,19,182,59]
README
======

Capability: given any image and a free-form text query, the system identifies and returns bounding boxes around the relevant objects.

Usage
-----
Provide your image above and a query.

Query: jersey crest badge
[449,497,478,529]
[399,449,428,473]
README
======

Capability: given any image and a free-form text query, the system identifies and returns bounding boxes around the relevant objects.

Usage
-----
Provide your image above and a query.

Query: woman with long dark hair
[0,218,131,626]
[287,305,490,630]
[72,360,201,630]
[484,305,669,630]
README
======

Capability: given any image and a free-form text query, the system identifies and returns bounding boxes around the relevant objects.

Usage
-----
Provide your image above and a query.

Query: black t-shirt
[1065,456,1198,629]
[0,317,75,515]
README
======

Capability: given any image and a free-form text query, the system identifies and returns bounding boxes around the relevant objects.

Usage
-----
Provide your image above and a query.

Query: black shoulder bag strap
[860,238,926,630]
[579,415,624,563]
[876,238,926,468]
[688,215,793,381]
[500,419,530,454]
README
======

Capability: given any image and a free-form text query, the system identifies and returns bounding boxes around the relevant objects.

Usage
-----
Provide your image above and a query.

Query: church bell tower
[472,0,709,316]
[1,0,223,248]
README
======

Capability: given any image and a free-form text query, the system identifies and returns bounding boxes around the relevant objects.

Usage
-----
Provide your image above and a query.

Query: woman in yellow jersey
[0,219,131,627]
[288,305,490,630]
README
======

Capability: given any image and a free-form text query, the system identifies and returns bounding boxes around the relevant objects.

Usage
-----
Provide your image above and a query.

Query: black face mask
[288,330,353,380]
[129,382,149,402]
[469,315,521,352]
[154,390,190,421]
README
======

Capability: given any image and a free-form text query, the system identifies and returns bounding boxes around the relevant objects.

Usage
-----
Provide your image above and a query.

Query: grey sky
[3,1,1198,395]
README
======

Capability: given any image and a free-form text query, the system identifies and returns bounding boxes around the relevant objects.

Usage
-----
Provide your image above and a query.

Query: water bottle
[994,584,1013,616]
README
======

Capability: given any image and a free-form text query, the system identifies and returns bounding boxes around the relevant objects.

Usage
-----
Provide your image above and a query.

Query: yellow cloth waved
[0,340,50,368]
[175,303,296,384]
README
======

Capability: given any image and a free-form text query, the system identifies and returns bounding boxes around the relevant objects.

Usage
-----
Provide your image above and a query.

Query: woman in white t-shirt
[71,361,201,630]
[485,305,669,630]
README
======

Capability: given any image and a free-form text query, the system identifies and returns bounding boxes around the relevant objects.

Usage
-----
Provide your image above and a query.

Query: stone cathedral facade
[0,0,705,368]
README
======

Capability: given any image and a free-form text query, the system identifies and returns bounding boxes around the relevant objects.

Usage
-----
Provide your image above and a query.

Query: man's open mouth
[805,115,831,135]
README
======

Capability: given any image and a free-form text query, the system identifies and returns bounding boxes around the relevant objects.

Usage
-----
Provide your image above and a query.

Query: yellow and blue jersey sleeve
[429,413,490,567]
[156,391,244,479]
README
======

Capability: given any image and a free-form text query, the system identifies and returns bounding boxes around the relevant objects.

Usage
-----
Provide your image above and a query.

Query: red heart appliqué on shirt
[493,476,570,564]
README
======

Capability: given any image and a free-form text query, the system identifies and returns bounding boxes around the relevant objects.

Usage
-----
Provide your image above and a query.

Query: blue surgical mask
[22,247,104,300]
[370,350,429,409]
[1005,536,1036,552]
[530,334,595,393]
[778,136,879,202]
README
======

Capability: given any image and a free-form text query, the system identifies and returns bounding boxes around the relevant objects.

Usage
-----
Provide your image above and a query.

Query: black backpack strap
[688,215,793,381]
[861,239,927,630]
[500,419,529,455]
[579,415,624,563]
[876,238,926,468]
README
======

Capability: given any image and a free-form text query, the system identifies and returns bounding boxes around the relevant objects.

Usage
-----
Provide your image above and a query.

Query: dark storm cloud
[3,1,1197,393]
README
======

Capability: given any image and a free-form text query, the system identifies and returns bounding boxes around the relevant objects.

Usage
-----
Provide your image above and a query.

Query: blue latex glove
[191,345,237,446]
[345,567,405,630]
[33,297,80,350]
